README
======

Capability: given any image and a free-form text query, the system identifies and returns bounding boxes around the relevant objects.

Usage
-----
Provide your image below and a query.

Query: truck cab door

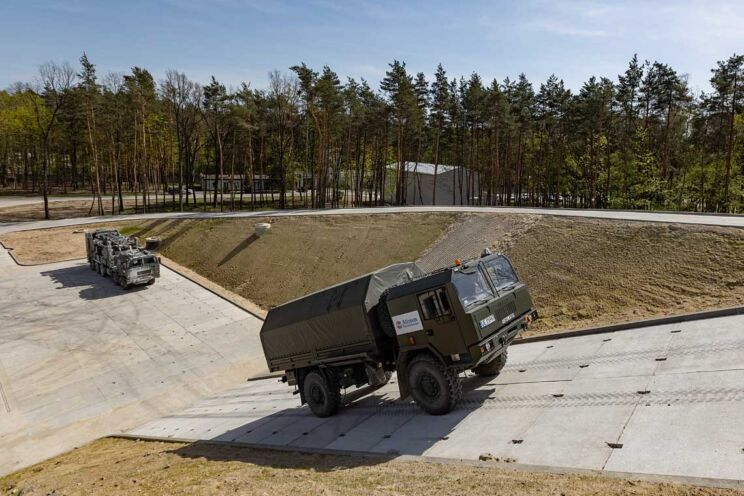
[415,286,467,358]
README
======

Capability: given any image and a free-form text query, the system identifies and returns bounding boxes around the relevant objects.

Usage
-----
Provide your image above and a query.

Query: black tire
[89,260,95,270]
[303,370,341,418]
[147,278,156,286]
[376,294,396,338]
[473,349,508,378]
[408,354,462,415]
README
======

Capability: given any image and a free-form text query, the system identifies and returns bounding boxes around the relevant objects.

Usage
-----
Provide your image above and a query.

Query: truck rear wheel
[303,370,341,418]
[473,349,508,378]
[408,354,461,415]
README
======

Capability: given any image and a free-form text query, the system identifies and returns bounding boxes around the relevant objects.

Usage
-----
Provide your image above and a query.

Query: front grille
[138,270,150,276]
[495,301,517,323]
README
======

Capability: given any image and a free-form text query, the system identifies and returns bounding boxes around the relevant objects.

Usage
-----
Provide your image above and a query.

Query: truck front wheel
[408,354,462,415]
[473,349,508,378]
[303,370,341,418]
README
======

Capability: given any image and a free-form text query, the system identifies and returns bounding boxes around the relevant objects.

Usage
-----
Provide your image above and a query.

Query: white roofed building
[386,162,479,205]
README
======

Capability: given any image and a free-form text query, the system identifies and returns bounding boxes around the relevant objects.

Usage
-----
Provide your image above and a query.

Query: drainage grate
[655,357,667,362]
[511,439,523,444]
[606,442,623,449]
[552,394,564,398]
[579,364,589,368]
[671,329,682,333]
[637,390,651,395]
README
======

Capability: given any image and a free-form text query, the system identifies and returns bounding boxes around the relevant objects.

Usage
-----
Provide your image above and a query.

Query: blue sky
[1,0,741,94]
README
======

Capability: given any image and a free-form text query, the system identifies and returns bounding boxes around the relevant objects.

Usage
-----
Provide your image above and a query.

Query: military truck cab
[114,251,160,288]
[260,252,537,418]
[382,253,536,414]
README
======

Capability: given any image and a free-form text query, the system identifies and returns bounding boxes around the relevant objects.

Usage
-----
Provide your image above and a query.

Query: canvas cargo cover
[260,262,423,370]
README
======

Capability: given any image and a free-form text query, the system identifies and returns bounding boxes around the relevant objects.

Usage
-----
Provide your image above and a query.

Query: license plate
[479,314,496,329]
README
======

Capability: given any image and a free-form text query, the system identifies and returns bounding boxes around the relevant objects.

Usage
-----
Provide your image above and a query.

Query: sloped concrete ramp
[128,315,744,482]
[0,248,266,475]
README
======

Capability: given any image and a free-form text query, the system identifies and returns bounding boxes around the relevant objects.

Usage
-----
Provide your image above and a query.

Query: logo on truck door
[392,310,424,335]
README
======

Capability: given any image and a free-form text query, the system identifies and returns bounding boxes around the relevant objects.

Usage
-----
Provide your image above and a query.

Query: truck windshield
[130,257,155,267]
[483,256,519,290]
[451,270,494,310]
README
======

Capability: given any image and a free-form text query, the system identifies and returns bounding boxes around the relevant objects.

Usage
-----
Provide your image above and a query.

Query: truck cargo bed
[260,263,422,372]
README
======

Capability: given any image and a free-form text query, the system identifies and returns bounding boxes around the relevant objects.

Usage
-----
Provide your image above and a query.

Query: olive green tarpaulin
[260,263,423,371]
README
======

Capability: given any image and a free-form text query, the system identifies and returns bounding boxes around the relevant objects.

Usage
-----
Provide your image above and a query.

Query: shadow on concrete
[40,264,146,300]
[171,374,494,467]
[218,234,258,266]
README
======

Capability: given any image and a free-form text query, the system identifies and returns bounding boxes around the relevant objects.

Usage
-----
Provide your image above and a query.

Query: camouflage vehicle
[260,250,537,417]
[85,229,160,289]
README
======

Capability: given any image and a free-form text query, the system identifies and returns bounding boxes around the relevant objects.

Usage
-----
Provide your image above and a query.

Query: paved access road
[0,247,266,476]
[129,314,744,483]
[2,205,744,237]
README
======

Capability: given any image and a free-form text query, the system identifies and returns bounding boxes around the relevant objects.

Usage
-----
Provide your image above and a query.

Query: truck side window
[418,288,452,320]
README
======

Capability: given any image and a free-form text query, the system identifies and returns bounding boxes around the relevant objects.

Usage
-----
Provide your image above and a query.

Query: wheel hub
[310,384,325,404]
[419,373,440,399]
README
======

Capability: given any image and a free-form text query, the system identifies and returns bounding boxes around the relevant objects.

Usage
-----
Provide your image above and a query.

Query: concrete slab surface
[0,247,266,475]
[128,315,744,482]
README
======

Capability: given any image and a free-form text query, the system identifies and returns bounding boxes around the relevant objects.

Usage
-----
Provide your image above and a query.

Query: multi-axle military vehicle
[260,251,537,417]
[85,229,160,289]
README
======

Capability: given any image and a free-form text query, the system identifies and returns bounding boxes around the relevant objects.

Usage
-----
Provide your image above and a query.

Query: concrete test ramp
[0,248,265,475]
[128,314,744,483]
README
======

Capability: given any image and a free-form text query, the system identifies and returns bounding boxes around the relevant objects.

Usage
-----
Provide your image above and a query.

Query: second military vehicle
[260,250,537,417]
[85,229,160,289]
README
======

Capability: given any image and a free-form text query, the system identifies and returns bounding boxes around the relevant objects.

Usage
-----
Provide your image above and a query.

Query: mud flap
[396,354,411,400]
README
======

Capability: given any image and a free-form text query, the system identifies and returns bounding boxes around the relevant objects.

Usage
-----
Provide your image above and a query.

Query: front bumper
[469,310,537,366]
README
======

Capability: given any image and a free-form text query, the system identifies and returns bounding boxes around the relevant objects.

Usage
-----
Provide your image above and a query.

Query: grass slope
[2,438,740,496]
[130,213,455,309]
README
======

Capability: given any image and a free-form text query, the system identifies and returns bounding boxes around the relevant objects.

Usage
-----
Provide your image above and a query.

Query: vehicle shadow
[170,374,494,469]
[40,264,147,300]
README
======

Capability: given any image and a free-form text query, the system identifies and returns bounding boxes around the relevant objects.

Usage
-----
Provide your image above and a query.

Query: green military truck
[260,251,537,417]
[85,229,160,289]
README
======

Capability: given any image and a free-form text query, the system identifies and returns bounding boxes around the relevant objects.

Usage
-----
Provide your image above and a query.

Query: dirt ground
[0,200,133,222]
[1,438,739,496]
[505,216,744,335]
[0,224,120,264]
[3,212,744,335]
